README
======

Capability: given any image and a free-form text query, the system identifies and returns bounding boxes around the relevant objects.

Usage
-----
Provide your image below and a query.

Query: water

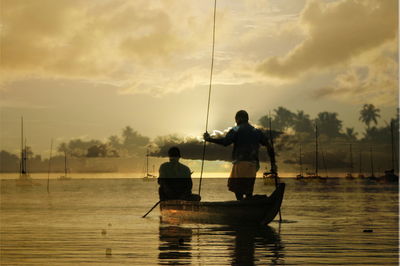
[1,177,398,265]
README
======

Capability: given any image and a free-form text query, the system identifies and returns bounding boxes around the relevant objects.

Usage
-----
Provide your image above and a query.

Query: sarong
[227,161,257,194]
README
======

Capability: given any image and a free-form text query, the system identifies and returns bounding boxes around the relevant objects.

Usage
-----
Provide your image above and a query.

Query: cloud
[312,49,398,106]
[257,0,398,78]
[0,0,214,90]
[0,0,311,96]
[150,129,287,162]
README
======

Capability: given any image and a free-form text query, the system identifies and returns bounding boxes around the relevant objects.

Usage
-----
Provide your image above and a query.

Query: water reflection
[228,225,283,265]
[158,220,284,265]
[158,224,193,265]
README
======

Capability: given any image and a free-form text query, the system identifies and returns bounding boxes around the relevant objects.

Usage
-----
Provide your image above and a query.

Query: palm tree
[293,110,313,133]
[122,126,150,154]
[359,104,380,129]
[345,128,358,141]
[273,106,295,131]
[315,112,342,137]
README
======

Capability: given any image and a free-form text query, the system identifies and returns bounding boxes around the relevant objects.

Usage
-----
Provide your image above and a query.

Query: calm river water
[0,176,398,265]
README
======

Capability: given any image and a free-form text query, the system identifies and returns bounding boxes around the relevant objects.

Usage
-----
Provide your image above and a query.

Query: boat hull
[160,183,285,225]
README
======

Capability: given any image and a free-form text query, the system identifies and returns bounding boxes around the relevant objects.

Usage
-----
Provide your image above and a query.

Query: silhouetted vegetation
[0,104,398,174]
[56,126,149,158]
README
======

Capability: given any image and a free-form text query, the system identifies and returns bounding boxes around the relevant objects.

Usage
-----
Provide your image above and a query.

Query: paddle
[142,200,161,218]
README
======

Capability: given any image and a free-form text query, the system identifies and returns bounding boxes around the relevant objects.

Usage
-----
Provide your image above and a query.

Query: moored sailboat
[366,146,377,180]
[379,121,398,182]
[59,151,71,180]
[345,144,354,179]
[357,148,365,178]
[143,148,157,181]
[16,117,36,186]
[304,124,325,179]
[296,144,304,179]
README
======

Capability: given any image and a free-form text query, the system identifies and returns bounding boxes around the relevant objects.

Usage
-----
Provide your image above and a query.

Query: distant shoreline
[0,172,362,179]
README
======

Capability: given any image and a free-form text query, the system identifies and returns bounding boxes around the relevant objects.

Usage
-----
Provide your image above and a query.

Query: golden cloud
[0,0,213,86]
[257,0,398,78]
[312,53,398,106]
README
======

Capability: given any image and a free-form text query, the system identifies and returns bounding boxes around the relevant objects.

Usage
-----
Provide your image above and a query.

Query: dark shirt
[208,122,273,164]
[158,160,192,200]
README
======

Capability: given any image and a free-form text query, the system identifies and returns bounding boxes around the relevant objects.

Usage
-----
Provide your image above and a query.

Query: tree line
[0,104,398,173]
[259,104,397,143]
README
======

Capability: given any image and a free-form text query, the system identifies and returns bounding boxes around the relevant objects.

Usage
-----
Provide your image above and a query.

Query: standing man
[158,147,201,201]
[203,110,277,200]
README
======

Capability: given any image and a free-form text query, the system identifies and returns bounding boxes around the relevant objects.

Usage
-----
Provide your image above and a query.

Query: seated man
[158,147,201,201]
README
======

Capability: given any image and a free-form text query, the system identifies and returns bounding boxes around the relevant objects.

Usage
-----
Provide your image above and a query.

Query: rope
[198,0,217,196]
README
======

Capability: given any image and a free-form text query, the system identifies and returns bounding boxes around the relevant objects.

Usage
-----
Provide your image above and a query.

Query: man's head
[168,146,181,161]
[235,110,249,125]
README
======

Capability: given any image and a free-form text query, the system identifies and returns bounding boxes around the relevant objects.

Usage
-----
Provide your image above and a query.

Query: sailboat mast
[322,150,328,177]
[349,143,353,175]
[20,117,23,175]
[64,150,68,176]
[24,138,27,174]
[390,121,395,171]
[370,146,374,177]
[315,124,319,177]
[146,148,149,177]
[299,144,303,176]
[359,149,362,175]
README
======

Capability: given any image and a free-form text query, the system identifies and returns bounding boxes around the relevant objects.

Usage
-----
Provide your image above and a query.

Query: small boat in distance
[16,117,36,186]
[296,144,304,179]
[345,144,354,179]
[301,124,325,180]
[143,148,157,181]
[59,151,71,180]
[160,183,285,225]
[357,148,365,178]
[379,122,399,182]
[381,169,398,183]
[366,146,377,180]
[321,150,329,178]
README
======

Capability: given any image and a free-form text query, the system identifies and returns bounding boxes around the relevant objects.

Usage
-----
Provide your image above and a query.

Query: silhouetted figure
[204,110,277,200]
[158,147,201,201]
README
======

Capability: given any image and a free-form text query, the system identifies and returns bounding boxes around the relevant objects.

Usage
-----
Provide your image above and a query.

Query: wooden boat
[160,183,285,225]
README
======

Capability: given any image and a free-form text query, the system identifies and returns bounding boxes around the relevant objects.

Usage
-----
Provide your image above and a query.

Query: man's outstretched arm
[203,130,235,146]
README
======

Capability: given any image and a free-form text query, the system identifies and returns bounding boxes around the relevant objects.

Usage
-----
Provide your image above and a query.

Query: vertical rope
[198,0,217,196]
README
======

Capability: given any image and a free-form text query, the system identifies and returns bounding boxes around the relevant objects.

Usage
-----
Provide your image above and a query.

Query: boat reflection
[158,224,193,265]
[228,225,284,265]
[158,220,284,265]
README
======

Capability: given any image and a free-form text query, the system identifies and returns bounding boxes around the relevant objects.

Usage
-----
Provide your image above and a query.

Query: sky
[0,0,398,157]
